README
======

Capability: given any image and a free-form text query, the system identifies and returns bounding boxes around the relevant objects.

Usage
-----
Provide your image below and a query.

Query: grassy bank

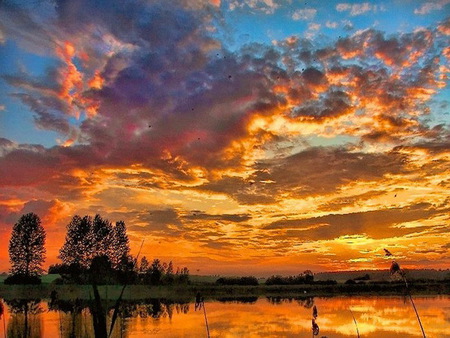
[1,280,448,301]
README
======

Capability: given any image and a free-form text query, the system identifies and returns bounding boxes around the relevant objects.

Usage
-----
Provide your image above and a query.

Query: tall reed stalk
[311,305,319,337]
[196,293,210,338]
[0,300,6,338]
[349,309,360,338]
[108,240,144,338]
[385,249,426,338]
[202,300,210,338]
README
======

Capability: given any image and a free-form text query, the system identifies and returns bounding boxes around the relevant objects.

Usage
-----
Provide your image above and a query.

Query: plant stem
[402,275,426,338]
[2,310,6,338]
[202,301,210,338]
[350,309,360,338]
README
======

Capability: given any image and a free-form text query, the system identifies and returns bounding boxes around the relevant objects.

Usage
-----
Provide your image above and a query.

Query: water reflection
[0,296,448,337]
[5,299,43,338]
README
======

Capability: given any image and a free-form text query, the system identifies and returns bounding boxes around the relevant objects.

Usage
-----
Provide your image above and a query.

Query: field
[0,276,448,302]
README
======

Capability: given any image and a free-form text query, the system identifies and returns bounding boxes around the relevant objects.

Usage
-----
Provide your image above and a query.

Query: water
[0,296,449,337]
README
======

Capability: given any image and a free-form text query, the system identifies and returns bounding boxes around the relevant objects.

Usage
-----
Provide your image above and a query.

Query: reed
[202,299,210,338]
[108,240,144,338]
[195,292,210,338]
[385,249,426,338]
[0,300,6,338]
[311,305,319,337]
[349,309,360,338]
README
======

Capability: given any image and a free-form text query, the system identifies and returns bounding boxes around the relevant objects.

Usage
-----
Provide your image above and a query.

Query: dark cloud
[1,0,448,178]
[293,90,353,120]
[0,1,58,54]
[185,211,251,222]
[0,198,65,227]
[9,93,76,137]
[318,190,387,212]
[190,145,411,205]
[264,203,449,240]
[132,208,183,232]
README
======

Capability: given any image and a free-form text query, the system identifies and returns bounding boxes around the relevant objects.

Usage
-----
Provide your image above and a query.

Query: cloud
[185,211,252,222]
[414,0,450,15]
[0,0,449,272]
[264,203,449,240]
[292,8,317,21]
[134,208,183,232]
[326,21,338,29]
[193,145,411,205]
[336,2,382,16]
[229,0,281,14]
[0,1,58,55]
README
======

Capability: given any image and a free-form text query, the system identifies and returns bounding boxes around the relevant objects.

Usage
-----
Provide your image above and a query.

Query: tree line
[6,212,189,285]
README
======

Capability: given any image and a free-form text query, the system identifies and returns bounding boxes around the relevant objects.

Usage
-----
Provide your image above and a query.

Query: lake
[0,295,449,337]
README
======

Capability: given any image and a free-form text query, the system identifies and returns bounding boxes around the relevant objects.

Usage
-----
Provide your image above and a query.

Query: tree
[139,256,149,274]
[109,221,130,270]
[150,259,163,284]
[164,261,175,284]
[166,261,174,275]
[59,215,93,268]
[91,214,114,259]
[9,213,46,277]
[303,270,314,283]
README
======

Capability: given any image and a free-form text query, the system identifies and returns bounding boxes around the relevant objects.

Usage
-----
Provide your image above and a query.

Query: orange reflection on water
[0,296,449,337]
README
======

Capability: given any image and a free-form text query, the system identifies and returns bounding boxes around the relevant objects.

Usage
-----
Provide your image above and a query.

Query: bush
[4,274,42,285]
[216,276,259,285]
[265,273,315,285]
[314,279,337,285]
[354,273,370,281]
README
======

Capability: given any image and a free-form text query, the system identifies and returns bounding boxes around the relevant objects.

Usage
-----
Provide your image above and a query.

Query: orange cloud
[56,41,83,118]
[88,70,104,90]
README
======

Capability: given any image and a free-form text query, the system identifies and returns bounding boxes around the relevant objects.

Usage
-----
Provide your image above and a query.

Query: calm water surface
[0,296,449,337]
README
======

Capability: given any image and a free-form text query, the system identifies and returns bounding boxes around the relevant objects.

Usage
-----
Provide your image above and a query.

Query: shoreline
[1,282,448,301]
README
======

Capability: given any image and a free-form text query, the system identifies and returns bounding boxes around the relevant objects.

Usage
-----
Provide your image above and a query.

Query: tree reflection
[266,296,315,308]
[6,299,43,338]
[49,298,91,338]
[46,298,191,337]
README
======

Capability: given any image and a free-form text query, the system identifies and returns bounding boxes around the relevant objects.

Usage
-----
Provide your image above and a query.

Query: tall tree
[109,221,130,270]
[150,259,163,284]
[9,213,46,277]
[139,256,149,274]
[59,215,93,268]
[90,214,114,259]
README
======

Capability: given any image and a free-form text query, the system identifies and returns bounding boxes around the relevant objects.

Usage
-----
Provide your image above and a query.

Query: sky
[0,0,449,276]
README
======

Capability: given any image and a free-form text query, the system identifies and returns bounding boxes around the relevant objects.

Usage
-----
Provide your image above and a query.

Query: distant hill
[314,269,450,282]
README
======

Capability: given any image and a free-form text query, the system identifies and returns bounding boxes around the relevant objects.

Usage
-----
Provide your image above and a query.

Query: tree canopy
[59,214,131,271]
[8,213,46,277]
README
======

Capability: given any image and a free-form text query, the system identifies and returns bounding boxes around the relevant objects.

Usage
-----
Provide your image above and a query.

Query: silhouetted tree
[303,270,314,283]
[89,255,114,285]
[164,261,175,284]
[139,256,149,274]
[150,259,163,284]
[109,221,130,270]
[91,214,114,259]
[178,266,190,283]
[8,213,46,278]
[59,215,92,268]
[59,215,131,272]
[166,261,174,275]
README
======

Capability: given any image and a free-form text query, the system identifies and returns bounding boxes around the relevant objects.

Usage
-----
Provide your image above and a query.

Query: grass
[0,274,60,284]
[0,280,448,302]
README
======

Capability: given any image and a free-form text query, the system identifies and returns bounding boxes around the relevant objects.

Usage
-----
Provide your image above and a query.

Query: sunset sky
[0,0,449,275]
